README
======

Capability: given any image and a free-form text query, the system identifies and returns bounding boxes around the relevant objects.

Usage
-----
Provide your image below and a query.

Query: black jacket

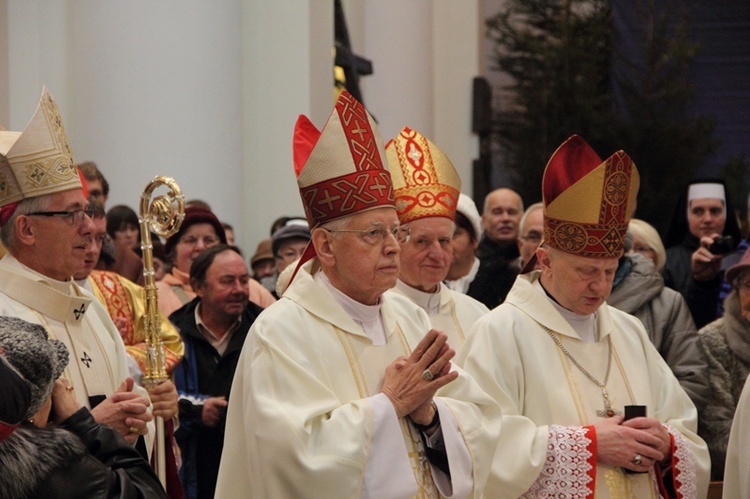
[0,408,165,499]
[170,297,264,499]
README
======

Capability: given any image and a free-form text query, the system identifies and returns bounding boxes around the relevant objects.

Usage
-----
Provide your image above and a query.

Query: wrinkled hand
[595,416,670,472]
[113,317,128,340]
[90,377,152,443]
[50,378,83,424]
[692,234,723,281]
[201,396,228,427]
[148,380,179,420]
[381,329,458,421]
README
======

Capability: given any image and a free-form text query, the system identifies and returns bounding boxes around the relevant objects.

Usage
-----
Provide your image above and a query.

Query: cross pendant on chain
[595,388,621,417]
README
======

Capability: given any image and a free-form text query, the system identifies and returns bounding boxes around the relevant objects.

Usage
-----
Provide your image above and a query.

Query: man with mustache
[169,244,263,499]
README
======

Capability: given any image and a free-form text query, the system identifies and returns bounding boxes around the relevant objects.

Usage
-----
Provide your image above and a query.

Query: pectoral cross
[596,388,621,417]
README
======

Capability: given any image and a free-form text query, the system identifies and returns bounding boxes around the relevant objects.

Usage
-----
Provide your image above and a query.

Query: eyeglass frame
[26,205,96,225]
[323,225,411,246]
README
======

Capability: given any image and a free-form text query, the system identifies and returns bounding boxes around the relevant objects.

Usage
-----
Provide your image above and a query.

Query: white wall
[2,0,481,253]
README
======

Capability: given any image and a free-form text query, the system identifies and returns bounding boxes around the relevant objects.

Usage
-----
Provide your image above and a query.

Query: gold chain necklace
[542,325,620,417]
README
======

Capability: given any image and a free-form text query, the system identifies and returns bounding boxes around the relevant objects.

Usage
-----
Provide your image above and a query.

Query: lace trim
[522,425,595,498]
[665,424,697,499]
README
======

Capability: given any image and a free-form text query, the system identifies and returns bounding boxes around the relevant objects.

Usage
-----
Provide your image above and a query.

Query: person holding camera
[663,180,742,328]
[170,244,264,499]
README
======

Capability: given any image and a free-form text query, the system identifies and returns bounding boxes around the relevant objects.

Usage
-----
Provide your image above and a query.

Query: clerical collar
[75,277,93,293]
[395,279,441,315]
[533,278,597,343]
[315,271,387,345]
[3,254,71,293]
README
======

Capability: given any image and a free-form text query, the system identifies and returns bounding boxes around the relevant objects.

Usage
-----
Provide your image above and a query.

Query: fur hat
[0,317,69,420]
[164,206,227,256]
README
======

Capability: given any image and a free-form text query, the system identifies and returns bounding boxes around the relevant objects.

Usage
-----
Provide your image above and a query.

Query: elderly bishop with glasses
[215,92,500,498]
[0,89,176,465]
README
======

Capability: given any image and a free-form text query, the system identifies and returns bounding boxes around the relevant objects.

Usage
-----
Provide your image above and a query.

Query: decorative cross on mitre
[542,135,639,258]
[290,90,395,273]
[384,127,461,224]
[0,87,81,225]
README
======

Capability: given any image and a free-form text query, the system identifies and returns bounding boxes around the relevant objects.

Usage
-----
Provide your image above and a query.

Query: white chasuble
[456,271,710,499]
[215,260,500,498]
[724,374,750,498]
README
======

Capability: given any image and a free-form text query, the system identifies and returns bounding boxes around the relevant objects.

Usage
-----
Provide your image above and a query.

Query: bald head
[482,188,524,243]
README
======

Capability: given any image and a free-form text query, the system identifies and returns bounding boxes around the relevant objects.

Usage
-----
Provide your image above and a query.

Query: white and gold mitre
[0,87,80,221]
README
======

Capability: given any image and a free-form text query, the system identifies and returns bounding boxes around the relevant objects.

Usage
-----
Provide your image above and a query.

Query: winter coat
[608,253,710,411]
[697,290,750,480]
[0,407,165,499]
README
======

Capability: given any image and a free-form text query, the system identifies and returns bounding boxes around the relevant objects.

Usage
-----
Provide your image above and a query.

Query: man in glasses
[385,127,488,347]
[0,89,159,458]
[216,92,500,498]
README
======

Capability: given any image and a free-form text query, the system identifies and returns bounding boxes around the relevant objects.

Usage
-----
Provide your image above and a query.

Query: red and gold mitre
[384,127,460,224]
[543,135,639,258]
[293,91,394,229]
[0,87,80,225]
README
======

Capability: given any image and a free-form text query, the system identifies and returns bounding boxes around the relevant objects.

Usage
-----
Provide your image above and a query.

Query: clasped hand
[381,329,458,424]
[595,415,671,472]
[90,377,152,443]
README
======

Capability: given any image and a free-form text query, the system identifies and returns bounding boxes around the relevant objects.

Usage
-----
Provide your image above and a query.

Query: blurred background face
[737,270,750,322]
[275,238,308,273]
[687,198,726,238]
[75,216,107,280]
[517,207,544,269]
[252,259,276,280]
[631,237,658,267]
[86,179,107,207]
[113,223,139,250]
[482,189,523,243]
[173,223,221,274]
[450,226,476,268]
[399,217,454,292]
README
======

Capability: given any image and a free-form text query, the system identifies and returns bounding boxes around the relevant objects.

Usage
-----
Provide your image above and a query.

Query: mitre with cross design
[543,135,639,258]
[0,87,81,225]
[384,127,461,224]
[293,90,395,230]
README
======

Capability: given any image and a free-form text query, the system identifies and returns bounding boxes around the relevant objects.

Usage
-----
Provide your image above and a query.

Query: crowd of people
[2,87,750,498]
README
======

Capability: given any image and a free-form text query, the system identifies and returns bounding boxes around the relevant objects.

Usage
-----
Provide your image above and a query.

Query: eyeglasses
[179,235,220,247]
[324,225,411,246]
[26,205,95,225]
